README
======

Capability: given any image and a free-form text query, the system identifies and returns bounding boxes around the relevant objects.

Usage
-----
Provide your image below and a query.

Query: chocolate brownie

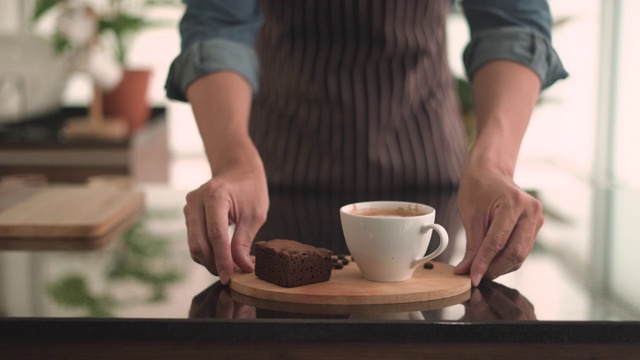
[254,239,333,288]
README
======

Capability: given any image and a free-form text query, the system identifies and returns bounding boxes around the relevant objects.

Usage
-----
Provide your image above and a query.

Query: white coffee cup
[339,201,448,282]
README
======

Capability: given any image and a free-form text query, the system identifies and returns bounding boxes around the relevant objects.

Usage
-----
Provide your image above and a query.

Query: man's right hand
[185,72,267,284]
[184,154,268,285]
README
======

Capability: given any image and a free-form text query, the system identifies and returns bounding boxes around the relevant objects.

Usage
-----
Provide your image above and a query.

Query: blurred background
[1,0,634,187]
[0,0,639,319]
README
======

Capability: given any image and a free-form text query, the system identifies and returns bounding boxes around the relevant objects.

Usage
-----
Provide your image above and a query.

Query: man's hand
[454,60,543,286]
[184,157,268,285]
[455,165,543,286]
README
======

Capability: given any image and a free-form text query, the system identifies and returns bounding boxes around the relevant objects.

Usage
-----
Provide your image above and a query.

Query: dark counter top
[0,106,167,148]
[0,107,170,183]
[1,185,639,358]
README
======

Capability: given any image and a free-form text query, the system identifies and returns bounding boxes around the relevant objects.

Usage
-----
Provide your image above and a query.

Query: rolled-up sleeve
[165,0,263,102]
[461,0,569,89]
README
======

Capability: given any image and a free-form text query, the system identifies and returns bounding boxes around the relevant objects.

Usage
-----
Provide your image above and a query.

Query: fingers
[481,198,543,282]
[185,178,267,286]
[203,187,235,285]
[461,204,516,286]
[454,213,486,276]
[230,191,268,273]
[462,194,543,286]
[483,217,538,281]
[184,191,217,275]
[231,213,265,273]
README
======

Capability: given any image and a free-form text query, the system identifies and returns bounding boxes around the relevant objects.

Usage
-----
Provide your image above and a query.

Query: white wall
[0,0,28,34]
[523,0,600,179]
[612,0,640,187]
[608,0,640,313]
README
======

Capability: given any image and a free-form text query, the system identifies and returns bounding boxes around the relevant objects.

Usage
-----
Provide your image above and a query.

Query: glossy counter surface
[1,184,639,358]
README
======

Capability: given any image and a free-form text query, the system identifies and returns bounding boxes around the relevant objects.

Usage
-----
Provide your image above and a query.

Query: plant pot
[102,68,151,132]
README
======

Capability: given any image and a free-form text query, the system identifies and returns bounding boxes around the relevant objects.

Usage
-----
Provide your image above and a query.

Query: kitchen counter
[0,184,639,358]
[0,107,169,183]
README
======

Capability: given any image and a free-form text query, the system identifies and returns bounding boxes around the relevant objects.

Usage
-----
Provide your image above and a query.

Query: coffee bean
[333,263,344,270]
[341,258,350,265]
[423,262,434,269]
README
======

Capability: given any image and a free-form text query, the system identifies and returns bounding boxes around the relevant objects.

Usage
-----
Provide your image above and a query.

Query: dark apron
[250,0,466,194]
[251,0,464,257]
[250,0,466,192]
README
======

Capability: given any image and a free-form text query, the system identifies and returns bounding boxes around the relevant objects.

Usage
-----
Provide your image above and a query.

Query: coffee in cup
[348,204,426,217]
[339,201,448,282]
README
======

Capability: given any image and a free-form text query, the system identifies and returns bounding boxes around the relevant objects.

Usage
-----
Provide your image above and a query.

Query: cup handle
[412,223,449,269]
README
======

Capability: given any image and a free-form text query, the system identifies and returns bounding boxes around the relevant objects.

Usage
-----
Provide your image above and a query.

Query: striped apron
[249,0,467,194]
[251,0,464,258]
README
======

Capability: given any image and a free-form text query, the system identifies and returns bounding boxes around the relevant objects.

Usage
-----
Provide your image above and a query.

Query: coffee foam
[349,204,425,217]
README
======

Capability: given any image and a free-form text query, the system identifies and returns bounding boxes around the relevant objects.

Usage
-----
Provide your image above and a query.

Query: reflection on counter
[189,281,535,322]
[46,215,185,317]
[0,204,194,318]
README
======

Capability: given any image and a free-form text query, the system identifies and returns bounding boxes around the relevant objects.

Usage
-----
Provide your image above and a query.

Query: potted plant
[32,0,179,133]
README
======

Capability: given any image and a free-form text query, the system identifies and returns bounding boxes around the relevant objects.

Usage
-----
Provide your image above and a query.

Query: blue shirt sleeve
[461,0,569,89]
[165,0,262,102]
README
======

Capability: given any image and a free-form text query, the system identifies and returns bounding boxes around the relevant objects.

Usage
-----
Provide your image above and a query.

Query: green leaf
[99,13,148,36]
[32,0,66,22]
[47,274,116,317]
[33,0,180,65]
[456,77,474,115]
[47,275,93,307]
[52,32,71,54]
[144,0,182,6]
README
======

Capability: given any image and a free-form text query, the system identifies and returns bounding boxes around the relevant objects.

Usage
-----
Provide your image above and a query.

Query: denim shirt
[165,0,568,102]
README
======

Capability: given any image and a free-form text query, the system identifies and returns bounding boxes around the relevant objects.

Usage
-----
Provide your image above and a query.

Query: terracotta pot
[102,69,151,132]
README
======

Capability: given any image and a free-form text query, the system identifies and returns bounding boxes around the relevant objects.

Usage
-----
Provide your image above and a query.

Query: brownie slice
[254,239,333,288]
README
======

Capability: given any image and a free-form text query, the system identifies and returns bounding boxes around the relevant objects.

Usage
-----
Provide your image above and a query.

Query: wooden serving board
[231,261,471,307]
[0,185,144,250]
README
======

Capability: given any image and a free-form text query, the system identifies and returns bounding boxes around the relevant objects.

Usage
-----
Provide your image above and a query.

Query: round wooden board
[231,287,471,315]
[230,261,470,307]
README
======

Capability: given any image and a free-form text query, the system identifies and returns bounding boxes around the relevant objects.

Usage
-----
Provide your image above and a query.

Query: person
[165,0,568,287]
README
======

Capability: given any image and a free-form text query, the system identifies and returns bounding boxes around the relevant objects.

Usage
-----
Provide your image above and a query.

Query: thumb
[454,229,483,276]
[230,222,257,273]
[454,254,473,275]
